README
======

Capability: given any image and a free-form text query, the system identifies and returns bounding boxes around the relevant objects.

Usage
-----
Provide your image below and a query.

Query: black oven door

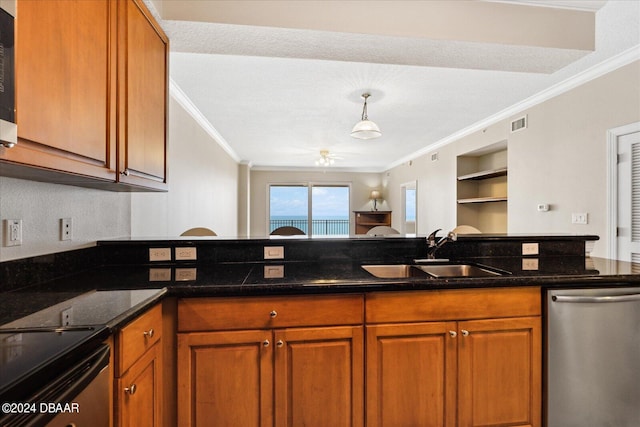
[0,343,110,427]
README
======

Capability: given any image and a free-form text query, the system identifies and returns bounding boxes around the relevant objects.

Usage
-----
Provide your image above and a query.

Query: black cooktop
[0,326,108,401]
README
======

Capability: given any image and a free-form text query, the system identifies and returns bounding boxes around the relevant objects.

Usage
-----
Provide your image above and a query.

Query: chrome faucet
[426,229,457,259]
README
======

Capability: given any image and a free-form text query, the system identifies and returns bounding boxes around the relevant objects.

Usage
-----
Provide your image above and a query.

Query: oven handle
[552,293,640,303]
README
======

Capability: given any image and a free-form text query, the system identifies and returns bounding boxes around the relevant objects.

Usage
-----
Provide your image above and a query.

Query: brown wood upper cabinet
[2,0,168,191]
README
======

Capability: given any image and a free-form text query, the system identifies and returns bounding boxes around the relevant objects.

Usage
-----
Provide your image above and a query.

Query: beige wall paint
[131,96,238,237]
[385,61,640,258]
[250,170,384,236]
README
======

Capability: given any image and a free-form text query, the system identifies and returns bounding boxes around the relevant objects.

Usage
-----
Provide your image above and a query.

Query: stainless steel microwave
[0,0,16,148]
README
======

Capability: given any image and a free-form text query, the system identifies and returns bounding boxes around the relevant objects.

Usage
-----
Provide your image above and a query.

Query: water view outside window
[269,185,350,235]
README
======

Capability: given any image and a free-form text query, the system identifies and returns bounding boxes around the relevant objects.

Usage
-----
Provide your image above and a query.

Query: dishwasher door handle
[552,293,640,303]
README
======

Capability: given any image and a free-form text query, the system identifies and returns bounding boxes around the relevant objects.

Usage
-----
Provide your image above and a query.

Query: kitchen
[0,1,639,426]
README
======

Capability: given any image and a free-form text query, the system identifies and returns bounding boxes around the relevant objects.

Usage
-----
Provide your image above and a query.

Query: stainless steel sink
[416,264,503,278]
[361,264,430,278]
[362,263,507,279]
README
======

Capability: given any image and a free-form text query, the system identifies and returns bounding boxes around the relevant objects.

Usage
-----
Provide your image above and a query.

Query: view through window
[269,184,350,236]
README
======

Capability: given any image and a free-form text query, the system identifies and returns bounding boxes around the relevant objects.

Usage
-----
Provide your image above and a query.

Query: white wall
[0,93,240,261]
[131,96,239,237]
[385,61,640,258]
[0,177,131,261]
[250,169,384,236]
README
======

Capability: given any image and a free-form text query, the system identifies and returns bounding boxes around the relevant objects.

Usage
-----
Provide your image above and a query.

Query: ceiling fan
[315,149,343,167]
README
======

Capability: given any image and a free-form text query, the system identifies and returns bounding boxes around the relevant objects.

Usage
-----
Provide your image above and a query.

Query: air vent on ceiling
[511,115,527,133]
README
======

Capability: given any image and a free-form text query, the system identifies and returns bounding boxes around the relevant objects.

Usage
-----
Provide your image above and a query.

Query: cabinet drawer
[117,304,162,375]
[178,294,364,331]
[366,287,540,323]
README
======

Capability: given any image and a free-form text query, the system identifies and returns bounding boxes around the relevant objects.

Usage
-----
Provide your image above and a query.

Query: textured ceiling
[147,0,639,171]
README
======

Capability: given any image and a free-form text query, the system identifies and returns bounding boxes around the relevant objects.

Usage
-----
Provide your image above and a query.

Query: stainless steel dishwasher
[546,287,640,427]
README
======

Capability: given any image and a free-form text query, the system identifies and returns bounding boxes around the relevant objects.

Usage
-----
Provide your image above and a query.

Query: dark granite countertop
[3,255,639,328]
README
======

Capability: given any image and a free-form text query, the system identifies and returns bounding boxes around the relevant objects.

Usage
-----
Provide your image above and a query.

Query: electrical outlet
[4,219,22,247]
[61,307,73,326]
[264,265,285,279]
[175,247,197,260]
[149,248,171,262]
[522,243,539,256]
[522,258,539,271]
[149,268,172,281]
[175,268,197,281]
[264,246,284,260]
[60,218,72,241]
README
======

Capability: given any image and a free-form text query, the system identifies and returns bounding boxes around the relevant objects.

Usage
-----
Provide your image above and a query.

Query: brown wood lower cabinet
[176,289,540,427]
[177,295,364,427]
[117,342,163,427]
[114,303,164,427]
[366,288,542,427]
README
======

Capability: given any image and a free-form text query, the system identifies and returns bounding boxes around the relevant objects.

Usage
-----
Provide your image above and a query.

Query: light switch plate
[264,246,284,260]
[522,243,539,256]
[571,213,588,224]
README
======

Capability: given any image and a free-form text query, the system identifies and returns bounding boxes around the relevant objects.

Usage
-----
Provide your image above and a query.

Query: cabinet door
[274,326,364,427]
[9,0,116,180]
[366,322,457,427]
[117,342,163,427]
[117,0,168,190]
[177,330,273,427]
[457,317,541,427]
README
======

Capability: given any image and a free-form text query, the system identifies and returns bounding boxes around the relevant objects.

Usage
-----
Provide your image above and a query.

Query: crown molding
[385,45,640,172]
[169,79,242,163]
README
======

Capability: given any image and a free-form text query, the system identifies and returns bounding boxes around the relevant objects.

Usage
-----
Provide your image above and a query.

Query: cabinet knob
[0,141,16,149]
[124,384,137,395]
[461,330,470,337]
[276,340,284,348]
[263,340,270,347]
[270,310,278,318]
[143,329,154,338]
[449,331,457,338]
[120,169,130,176]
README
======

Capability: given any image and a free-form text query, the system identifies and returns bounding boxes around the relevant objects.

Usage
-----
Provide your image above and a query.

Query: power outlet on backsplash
[522,243,539,256]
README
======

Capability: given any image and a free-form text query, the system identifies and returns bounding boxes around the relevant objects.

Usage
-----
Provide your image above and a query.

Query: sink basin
[362,264,430,279]
[362,263,507,279]
[416,264,503,278]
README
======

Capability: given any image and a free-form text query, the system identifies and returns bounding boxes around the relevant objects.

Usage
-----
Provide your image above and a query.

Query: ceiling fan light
[351,120,382,139]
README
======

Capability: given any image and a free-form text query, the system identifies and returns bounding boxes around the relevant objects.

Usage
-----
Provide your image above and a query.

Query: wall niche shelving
[456,141,508,233]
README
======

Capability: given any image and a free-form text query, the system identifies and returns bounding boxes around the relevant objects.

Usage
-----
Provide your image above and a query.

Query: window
[269,184,350,236]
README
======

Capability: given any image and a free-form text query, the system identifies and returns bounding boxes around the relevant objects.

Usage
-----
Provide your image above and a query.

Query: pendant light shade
[351,93,381,140]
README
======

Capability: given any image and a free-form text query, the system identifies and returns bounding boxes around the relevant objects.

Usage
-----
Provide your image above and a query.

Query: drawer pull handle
[276,340,284,348]
[449,331,457,338]
[263,340,270,347]
[124,384,137,395]
[143,329,154,338]
[461,330,470,337]
[270,310,278,318]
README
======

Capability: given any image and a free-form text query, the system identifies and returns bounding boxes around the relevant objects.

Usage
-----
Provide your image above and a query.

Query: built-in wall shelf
[457,196,508,204]
[456,141,508,233]
[457,168,508,182]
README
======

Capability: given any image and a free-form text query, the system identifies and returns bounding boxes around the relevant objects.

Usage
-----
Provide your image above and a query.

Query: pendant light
[351,93,382,140]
